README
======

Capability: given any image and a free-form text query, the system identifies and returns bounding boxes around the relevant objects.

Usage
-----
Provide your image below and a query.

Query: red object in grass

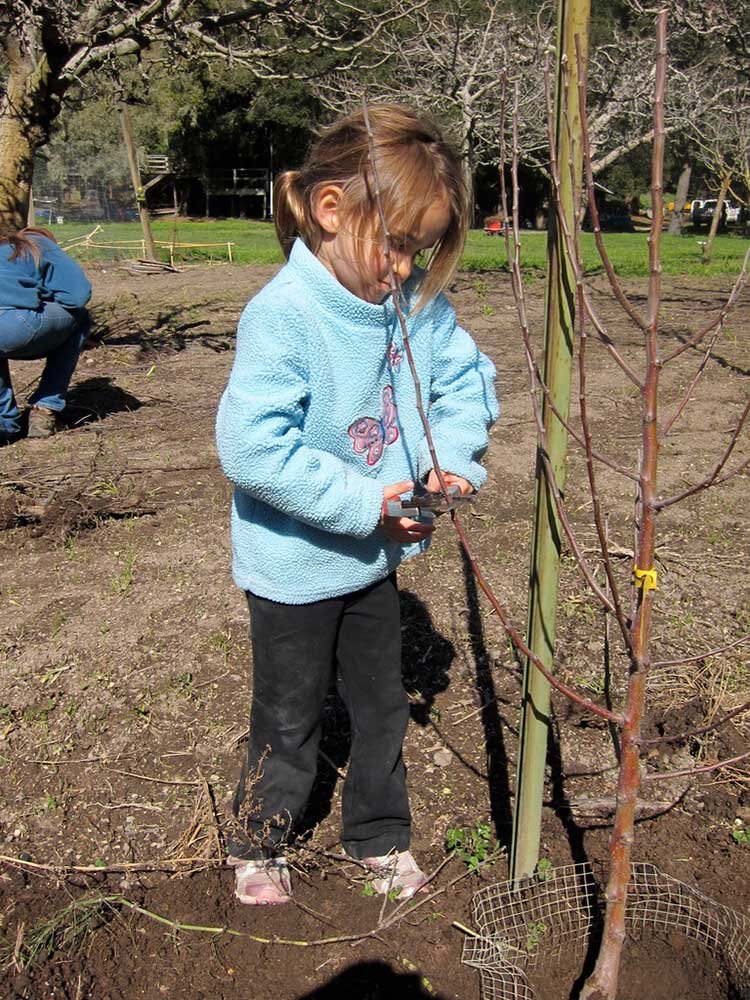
[483,218,505,236]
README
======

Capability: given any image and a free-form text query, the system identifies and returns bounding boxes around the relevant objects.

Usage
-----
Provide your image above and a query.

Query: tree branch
[642,749,750,782]
[655,395,750,509]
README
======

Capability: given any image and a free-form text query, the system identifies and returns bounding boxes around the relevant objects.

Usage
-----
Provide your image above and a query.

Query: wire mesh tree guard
[462,862,750,1000]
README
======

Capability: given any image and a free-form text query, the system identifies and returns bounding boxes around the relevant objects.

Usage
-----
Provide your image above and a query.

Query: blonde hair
[274,104,469,308]
[0,225,57,264]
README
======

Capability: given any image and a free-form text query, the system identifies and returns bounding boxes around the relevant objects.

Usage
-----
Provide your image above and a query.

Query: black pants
[230,574,411,861]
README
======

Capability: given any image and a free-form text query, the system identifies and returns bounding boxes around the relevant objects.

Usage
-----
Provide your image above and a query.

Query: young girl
[216,104,498,905]
[0,226,91,442]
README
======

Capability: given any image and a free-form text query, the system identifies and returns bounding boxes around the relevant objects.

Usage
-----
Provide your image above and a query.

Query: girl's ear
[312,184,343,235]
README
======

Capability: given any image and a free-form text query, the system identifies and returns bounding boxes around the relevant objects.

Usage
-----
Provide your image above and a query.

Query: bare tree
[315,0,550,197]
[667,154,692,234]
[313,0,712,191]
[0,0,417,226]
[502,18,749,998]
[361,11,748,997]
[628,0,750,249]
[692,84,750,259]
[628,0,750,81]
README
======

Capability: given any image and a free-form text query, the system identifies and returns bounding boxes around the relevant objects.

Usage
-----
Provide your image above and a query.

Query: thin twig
[568,124,633,652]
[546,55,645,389]
[451,695,499,727]
[377,858,398,925]
[532,363,639,480]
[364,94,621,726]
[575,35,647,334]
[652,632,750,668]
[318,749,347,780]
[642,748,750,782]
[26,755,135,766]
[661,247,750,364]
[505,76,619,619]
[361,97,449,502]
[450,515,622,724]
[104,767,200,786]
[0,854,222,874]
[660,323,724,438]
[638,696,750,747]
[655,395,750,509]
[542,59,633,644]
[118,896,359,947]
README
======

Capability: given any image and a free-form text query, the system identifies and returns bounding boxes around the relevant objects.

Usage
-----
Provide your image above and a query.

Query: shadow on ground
[66,375,143,426]
[294,960,450,999]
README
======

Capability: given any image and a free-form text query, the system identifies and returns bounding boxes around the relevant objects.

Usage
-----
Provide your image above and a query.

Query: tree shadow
[66,376,144,427]
[460,549,514,847]
[294,960,450,999]
[547,713,601,999]
[297,590,456,839]
[547,712,590,870]
[659,324,750,377]
[88,301,235,355]
[400,589,456,726]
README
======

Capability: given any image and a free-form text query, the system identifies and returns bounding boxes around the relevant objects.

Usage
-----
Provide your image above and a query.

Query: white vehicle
[691,198,741,225]
[726,201,741,223]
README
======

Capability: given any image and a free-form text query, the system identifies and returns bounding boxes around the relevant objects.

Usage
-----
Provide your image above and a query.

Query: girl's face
[316,194,451,304]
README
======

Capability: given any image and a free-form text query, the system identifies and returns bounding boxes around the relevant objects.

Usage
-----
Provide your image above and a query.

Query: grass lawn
[50,218,749,277]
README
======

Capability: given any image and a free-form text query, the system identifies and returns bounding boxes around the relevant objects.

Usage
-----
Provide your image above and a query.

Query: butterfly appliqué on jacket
[387,343,403,370]
[347,385,399,466]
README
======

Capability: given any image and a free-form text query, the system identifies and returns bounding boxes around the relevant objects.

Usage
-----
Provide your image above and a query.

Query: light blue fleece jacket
[216,238,498,604]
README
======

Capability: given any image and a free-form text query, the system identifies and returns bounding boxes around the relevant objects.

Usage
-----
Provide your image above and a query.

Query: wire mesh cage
[462,862,750,1000]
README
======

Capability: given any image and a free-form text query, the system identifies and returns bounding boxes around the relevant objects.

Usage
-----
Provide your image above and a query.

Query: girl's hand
[425,470,474,496]
[379,480,435,544]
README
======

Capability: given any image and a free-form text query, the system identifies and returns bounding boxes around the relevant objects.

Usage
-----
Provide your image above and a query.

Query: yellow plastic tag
[633,565,658,594]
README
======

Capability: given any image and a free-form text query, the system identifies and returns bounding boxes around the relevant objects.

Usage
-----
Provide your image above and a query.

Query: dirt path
[0,260,748,999]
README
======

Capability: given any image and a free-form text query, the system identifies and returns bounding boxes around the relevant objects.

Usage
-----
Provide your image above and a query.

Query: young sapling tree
[363,7,749,995]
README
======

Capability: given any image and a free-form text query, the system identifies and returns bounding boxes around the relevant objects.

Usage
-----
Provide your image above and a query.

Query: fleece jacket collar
[287,237,403,328]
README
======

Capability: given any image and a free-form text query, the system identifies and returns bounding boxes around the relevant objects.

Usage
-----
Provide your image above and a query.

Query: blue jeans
[0,302,90,437]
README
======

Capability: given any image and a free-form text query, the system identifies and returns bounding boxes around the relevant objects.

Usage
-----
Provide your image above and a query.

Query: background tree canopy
[9,0,750,227]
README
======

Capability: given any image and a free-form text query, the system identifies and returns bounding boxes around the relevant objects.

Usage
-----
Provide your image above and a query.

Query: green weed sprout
[525,919,548,955]
[445,822,498,874]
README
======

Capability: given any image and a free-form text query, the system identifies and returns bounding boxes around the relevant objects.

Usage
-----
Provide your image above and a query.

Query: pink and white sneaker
[228,855,292,905]
[360,850,428,899]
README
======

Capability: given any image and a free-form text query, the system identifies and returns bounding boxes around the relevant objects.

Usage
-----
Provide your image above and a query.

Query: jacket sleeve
[416,294,499,489]
[38,238,92,308]
[216,300,384,538]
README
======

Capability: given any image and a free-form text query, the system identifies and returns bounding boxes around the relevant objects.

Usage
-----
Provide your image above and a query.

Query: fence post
[120,105,158,261]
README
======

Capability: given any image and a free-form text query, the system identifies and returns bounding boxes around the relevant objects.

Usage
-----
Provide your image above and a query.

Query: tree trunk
[580,307,659,1000]
[461,122,477,226]
[702,173,731,263]
[120,106,158,261]
[0,27,53,229]
[581,12,667,998]
[667,159,691,235]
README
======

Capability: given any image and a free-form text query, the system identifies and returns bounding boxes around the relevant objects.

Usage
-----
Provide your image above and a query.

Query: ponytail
[274,171,313,259]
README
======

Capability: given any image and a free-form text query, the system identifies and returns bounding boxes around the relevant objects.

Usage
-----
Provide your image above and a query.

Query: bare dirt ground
[0,257,748,1000]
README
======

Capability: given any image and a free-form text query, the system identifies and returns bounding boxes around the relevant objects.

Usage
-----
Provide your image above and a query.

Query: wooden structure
[203,168,270,218]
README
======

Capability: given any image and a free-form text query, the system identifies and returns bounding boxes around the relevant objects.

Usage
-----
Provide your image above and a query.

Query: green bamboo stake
[510,0,590,882]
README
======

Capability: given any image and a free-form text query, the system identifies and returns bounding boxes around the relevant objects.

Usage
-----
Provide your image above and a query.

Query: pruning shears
[385,483,473,521]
